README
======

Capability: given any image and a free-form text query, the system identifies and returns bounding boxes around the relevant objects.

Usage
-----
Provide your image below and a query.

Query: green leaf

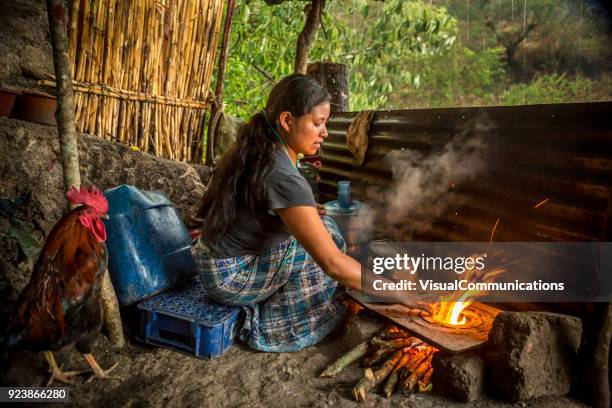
[242,4,251,24]
[362,4,369,18]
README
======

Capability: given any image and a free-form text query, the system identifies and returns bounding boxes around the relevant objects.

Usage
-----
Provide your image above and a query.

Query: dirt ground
[0,310,590,408]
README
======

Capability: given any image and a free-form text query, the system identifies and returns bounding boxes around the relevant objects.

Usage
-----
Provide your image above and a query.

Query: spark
[489,217,500,244]
[534,198,549,209]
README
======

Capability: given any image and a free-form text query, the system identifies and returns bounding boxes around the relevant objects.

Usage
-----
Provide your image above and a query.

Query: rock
[0,0,53,90]
[0,117,211,230]
[485,311,582,402]
[431,351,485,402]
[341,314,386,350]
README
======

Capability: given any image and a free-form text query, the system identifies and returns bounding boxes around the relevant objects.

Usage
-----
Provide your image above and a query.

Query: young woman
[194,74,424,352]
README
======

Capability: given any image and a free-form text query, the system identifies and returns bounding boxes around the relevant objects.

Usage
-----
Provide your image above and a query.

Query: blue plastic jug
[103,185,197,306]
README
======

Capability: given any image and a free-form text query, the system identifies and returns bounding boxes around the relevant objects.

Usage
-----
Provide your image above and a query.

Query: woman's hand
[316,203,326,216]
[399,301,434,315]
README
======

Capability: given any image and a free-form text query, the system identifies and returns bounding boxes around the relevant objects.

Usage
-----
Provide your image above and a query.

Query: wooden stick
[87,0,106,134]
[380,329,412,340]
[418,366,434,393]
[102,0,116,140]
[362,337,421,367]
[399,351,434,395]
[370,337,421,349]
[74,0,91,126]
[361,345,396,368]
[319,339,369,378]
[46,0,80,195]
[101,270,125,348]
[67,0,80,78]
[185,0,203,99]
[352,349,404,402]
[383,348,418,397]
[399,348,433,379]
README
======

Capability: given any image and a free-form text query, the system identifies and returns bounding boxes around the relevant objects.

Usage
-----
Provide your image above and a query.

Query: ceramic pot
[18,90,57,126]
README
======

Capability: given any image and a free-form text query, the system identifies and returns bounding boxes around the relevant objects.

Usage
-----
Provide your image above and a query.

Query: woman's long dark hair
[198,74,331,238]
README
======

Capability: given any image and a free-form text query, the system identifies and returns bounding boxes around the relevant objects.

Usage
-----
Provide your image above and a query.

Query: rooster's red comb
[66,185,108,213]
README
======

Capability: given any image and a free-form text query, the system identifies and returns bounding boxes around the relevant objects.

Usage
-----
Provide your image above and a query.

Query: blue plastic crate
[137,279,242,359]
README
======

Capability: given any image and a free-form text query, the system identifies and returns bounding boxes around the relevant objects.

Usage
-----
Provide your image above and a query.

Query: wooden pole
[575,189,612,408]
[46,0,124,349]
[294,0,325,75]
[205,0,236,165]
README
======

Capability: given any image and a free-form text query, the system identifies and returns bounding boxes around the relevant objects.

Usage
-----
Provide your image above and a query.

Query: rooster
[1,186,118,385]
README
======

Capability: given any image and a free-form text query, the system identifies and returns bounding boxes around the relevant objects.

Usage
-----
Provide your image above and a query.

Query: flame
[431,254,506,326]
[433,292,472,326]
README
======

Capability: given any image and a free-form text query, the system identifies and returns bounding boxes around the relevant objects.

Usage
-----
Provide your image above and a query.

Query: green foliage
[223,1,303,119]
[218,0,612,118]
[499,73,593,105]
[389,45,506,108]
[317,0,458,110]
[223,0,458,117]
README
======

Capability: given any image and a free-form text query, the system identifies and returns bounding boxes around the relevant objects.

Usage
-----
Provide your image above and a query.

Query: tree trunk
[46,0,80,194]
[294,0,325,75]
[307,61,349,113]
[46,0,124,348]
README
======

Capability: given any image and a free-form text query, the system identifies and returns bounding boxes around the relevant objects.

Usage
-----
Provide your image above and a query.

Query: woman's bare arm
[276,206,363,291]
[276,206,432,314]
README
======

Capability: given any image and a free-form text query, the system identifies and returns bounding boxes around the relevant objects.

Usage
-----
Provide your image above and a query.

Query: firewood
[380,331,412,340]
[382,348,420,397]
[371,337,421,350]
[399,347,433,375]
[362,336,422,367]
[319,325,405,377]
[352,349,404,401]
[418,366,434,393]
[361,346,396,367]
[318,339,370,378]
[400,352,434,395]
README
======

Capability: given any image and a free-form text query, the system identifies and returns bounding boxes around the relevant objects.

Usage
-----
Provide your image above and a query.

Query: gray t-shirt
[203,148,316,257]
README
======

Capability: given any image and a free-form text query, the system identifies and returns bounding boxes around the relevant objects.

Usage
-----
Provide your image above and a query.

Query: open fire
[431,255,506,327]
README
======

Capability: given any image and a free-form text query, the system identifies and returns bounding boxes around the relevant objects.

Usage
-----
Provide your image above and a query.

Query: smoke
[350,115,491,239]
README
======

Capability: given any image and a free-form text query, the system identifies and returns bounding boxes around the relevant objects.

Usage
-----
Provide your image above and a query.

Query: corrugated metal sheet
[320,102,612,242]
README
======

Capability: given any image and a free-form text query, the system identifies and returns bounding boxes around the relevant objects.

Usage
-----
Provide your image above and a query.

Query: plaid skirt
[193,216,346,352]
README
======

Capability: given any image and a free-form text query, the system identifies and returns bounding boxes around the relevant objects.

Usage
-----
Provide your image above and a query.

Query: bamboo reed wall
[63,0,225,162]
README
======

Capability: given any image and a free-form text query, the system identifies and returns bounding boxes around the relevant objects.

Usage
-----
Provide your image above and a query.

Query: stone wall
[0,0,53,90]
[0,117,211,306]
